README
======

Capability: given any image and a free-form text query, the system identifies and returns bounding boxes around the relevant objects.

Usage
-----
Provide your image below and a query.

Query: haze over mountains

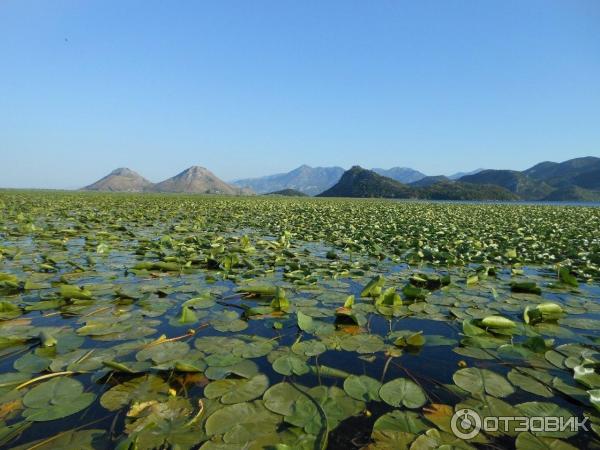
[82,156,600,201]
[232,165,427,195]
[231,165,345,196]
[371,167,426,184]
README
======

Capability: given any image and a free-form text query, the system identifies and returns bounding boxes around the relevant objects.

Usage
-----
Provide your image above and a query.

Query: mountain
[266,189,308,197]
[459,170,554,200]
[523,157,600,190]
[457,157,600,201]
[152,166,246,195]
[318,166,517,200]
[232,165,345,196]
[448,168,485,180]
[371,167,426,184]
[83,168,153,192]
[410,175,450,187]
[318,166,414,198]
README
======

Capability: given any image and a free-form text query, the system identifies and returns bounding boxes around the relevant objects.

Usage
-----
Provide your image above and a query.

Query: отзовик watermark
[450,408,589,439]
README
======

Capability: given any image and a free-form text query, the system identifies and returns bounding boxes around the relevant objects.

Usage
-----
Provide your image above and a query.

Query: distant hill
[523,156,600,190]
[84,166,250,195]
[265,189,308,197]
[232,165,345,196]
[83,168,153,192]
[372,167,426,183]
[152,166,246,195]
[318,166,517,200]
[448,168,485,180]
[318,166,414,198]
[459,170,554,200]
[410,175,450,187]
[459,157,600,201]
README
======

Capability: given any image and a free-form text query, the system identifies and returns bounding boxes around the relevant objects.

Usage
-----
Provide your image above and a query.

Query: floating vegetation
[0,191,599,449]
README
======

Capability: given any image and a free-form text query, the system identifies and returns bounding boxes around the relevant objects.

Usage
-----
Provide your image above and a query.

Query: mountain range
[319,157,600,201]
[232,165,428,195]
[231,165,345,196]
[318,166,518,201]
[82,156,599,201]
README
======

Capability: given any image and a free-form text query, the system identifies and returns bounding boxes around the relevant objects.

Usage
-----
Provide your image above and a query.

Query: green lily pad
[372,409,429,434]
[232,340,274,359]
[13,353,50,373]
[10,429,105,450]
[507,369,553,398]
[291,340,327,357]
[272,354,310,376]
[100,375,170,411]
[136,341,190,365]
[343,375,382,402]
[515,432,577,450]
[340,334,385,354]
[379,378,427,408]
[204,400,281,442]
[0,301,21,320]
[204,374,269,404]
[453,367,515,398]
[123,397,205,450]
[22,377,95,421]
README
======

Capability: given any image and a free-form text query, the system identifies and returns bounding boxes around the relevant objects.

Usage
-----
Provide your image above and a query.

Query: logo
[450,409,589,440]
[451,408,482,439]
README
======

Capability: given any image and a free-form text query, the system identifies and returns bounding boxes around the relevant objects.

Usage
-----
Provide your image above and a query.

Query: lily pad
[204,374,269,404]
[343,375,382,402]
[453,367,515,398]
[100,375,170,411]
[22,377,95,421]
[379,378,427,408]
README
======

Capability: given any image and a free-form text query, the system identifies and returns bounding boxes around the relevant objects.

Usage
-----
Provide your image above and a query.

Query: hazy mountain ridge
[410,175,451,187]
[232,165,345,196]
[448,168,485,180]
[371,167,426,183]
[233,165,489,195]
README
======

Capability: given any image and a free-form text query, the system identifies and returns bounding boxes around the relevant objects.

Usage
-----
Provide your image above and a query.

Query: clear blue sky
[1,1,599,188]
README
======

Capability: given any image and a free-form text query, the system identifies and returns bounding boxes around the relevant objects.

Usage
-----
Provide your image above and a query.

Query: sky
[1,1,599,188]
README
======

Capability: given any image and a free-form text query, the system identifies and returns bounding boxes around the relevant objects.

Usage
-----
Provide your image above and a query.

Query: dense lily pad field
[0,191,599,449]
